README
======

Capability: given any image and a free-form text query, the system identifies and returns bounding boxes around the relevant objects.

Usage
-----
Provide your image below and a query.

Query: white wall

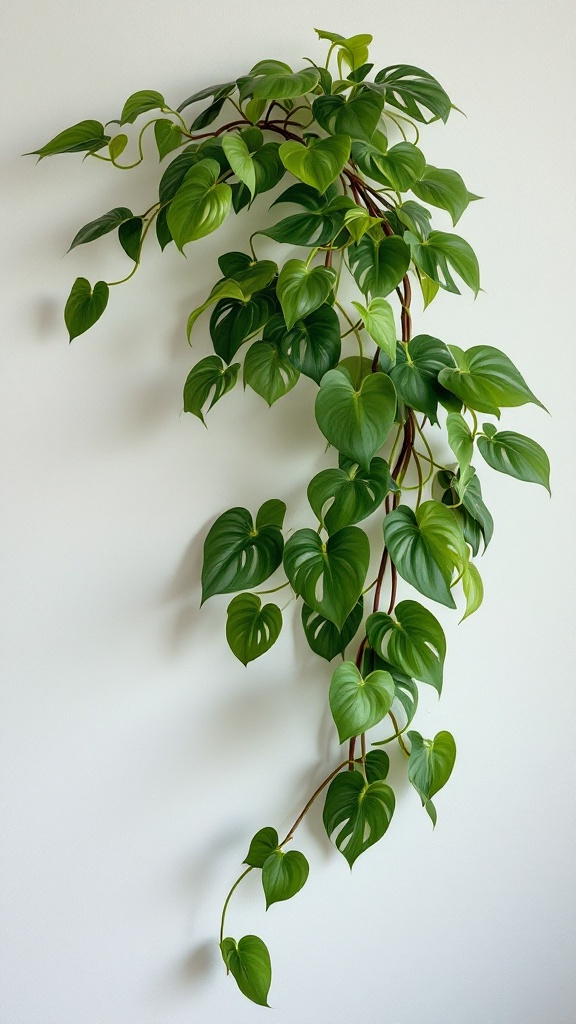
[1,2,575,1022]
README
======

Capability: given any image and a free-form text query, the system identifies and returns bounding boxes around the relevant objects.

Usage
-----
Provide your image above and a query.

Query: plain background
[1,2,575,1022]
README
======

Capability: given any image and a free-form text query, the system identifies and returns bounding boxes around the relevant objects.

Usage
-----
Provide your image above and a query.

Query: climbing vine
[29,28,550,1007]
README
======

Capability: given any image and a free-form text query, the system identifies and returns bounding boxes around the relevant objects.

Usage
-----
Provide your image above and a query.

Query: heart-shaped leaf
[64,278,109,341]
[183,355,239,423]
[243,338,300,405]
[412,165,474,226]
[201,501,285,603]
[277,259,336,330]
[407,730,456,825]
[308,455,395,534]
[366,600,446,693]
[349,233,411,298]
[315,368,397,469]
[383,501,466,608]
[220,935,271,1007]
[222,133,257,197]
[226,593,282,665]
[313,88,384,141]
[372,141,426,191]
[210,290,277,364]
[244,827,278,867]
[351,298,397,362]
[329,661,395,743]
[301,598,363,662]
[274,304,341,384]
[387,334,456,423]
[323,770,395,867]
[118,217,143,261]
[279,135,351,194]
[154,120,183,160]
[262,850,309,908]
[438,345,545,416]
[283,526,369,630]
[167,158,231,249]
[477,427,550,493]
[120,89,165,124]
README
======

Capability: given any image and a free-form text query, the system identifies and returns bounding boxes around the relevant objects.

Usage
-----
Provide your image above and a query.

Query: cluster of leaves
[31,28,550,1007]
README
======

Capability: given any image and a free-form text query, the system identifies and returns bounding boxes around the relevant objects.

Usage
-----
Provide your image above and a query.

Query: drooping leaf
[244,826,279,867]
[386,334,456,424]
[262,850,309,909]
[183,354,239,422]
[68,207,134,251]
[329,661,395,743]
[190,96,227,130]
[118,216,143,261]
[244,338,300,405]
[226,593,282,665]
[349,233,411,298]
[438,345,545,417]
[323,770,395,867]
[154,119,183,160]
[177,81,235,112]
[186,279,247,339]
[313,88,384,142]
[351,298,397,363]
[373,64,452,124]
[222,133,257,198]
[201,502,285,603]
[210,291,278,364]
[301,598,363,662]
[64,278,109,341]
[308,454,395,534]
[406,230,480,296]
[315,367,397,469]
[108,134,128,161]
[26,120,110,159]
[231,143,285,211]
[120,90,165,124]
[261,187,352,247]
[158,145,201,202]
[412,165,473,225]
[477,426,550,493]
[366,600,446,693]
[167,158,231,249]
[446,412,474,479]
[460,557,483,621]
[220,935,271,1007]
[370,653,419,731]
[279,135,351,194]
[407,730,456,825]
[276,260,336,331]
[396,200,432,239]
[383,501,466,608]
[440,470,494,551]
[283,526,369,630]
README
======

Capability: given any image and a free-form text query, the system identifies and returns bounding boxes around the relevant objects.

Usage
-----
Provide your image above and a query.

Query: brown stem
[280,759,354,844]
[348,737,356,770]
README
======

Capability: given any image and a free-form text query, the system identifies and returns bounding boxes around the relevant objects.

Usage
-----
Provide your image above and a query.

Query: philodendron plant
[29,28,550,1007]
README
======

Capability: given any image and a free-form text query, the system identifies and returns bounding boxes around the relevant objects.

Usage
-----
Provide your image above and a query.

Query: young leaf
[226,593,282,665]
[315,367,397,469]
[301,598,363,662]
[366,600,446,693]
[201,502,285,603]
[283,527,369,630]
[407,730,456,824]
[371,141,426,192]
[412,165,473,226]
[108,134,128,161]
[64,278,109,341]
[343,207,382,243]
[329,661,395,743]
[307,455,396,534]
[262,850,309,909]
[276,260,336,331]
[68,207,133,250]
[349,234,411,298]
[351,298,397,363]
[406,230,480,296]
[461,558,483,621]
[477,428,551,493]
[365,749,390,783]
[383,501,466,608]
[120,90,165,124]
[154,119,183,160]
[279,135,351,194]
[446,412,474,478]
[183,355,239,423]
[220,935,271,1007]
[222,133,257,198]
[315,29,373,71]
[167,158,231,249]
[26,120,110,159]
[244,827,279,867]
[244,339,300,405]
[323,770,395,867]
[438,345,545,416]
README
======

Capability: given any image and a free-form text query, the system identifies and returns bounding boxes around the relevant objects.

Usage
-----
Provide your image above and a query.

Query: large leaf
[323,770,395,867]
[120,89,165,124]
[387,334,455,423]
[220,935,271,1007]
[226,593,282,665]
[370,142,426,192]
[351,298,397,363]
[329,661,395,743]
[276,260,336,331]
[313,88,384,141]
[210,291,277,364]
[406,230,480,296]
[251,67,320,100]
[315,368,397,469]
[477,426,551,493]
[167,158,231,249]
[232,143,285,211]
[407,730,456,825]
[349,233,411,298]
[279,135,351,194]
[383,501,466,608]
[243,338,300,405]
[301,598,363,662]
[275,304,341,384]
[261,187,351,247]
[366,600,446,693]
[64,278,109,341]
[438,345,545,417]
[283,526,369,630]
[308,455,395,534]
[262,850,309,909]
[412,165,473,226]
[183,355,239,422]
[158,145,201,202]
[373,64,452,124]
[201,501,285,602]
[27,120,110,159]
[68,207,134,250]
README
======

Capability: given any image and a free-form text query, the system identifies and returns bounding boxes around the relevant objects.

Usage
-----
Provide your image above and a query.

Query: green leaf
[276,304,341,384]
[329,661,395,743]
[262,188,351,247]
[396,201,432,240]
[438,345,545,417]
[244,827,278,868]
[308,455,395,534]
[108,134,128,161]
[279,135,351,194]
[190,97,227,131]
[118,217,143,261]
[244,338,300,405]
[183,355,239,423]
[313,88,384,142]
[26,120,110,159]
[315,368,396,469]
[406,230,480,297]
[440,470,494,551]
[351,298,397,362]
[244,97,267,124]
[210,291,277,364]
[120,90,165,124]
[226,593,282,665]
[158,145,200,202]
[412,165,473,226]
[262,850,309,909]
[365,749,390,783]
[373,65,452,124]
[420,274,440,309]
[201,502,285,603]
[387,334,456,424]
[343,207,382,243]
[220,935,271,1007]
[251,67,320,100]
[371,142,426,192]
[154,119,183,160]
[461,557,483,621]
[323,770,395,867]
[349,233,411,298]
[186,279,248,339]
[222,133,257,198]
[477,428,550,493]
[383,501,466,608]
[155,208,172,250]
[231,143,285,211]
[68,207,134,251]
[315,29,373,71]
[177,81,235,111]
[408,730,456,825]
[277,260,336,331]
[366,600,446,693]
[301,598,363,662]
[447,412,474,479]
[283,526,369,630]
[64,278,109,341]
[370,653,419,730]
[167,158,231,249]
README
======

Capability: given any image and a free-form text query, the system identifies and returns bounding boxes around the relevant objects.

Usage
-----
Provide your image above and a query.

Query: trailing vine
[29,28,550,1007]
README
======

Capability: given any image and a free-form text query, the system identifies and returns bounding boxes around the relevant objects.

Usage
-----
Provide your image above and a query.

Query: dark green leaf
[365,750,390,783]
[221,935,271,1007]
[226,593,282,665]
[329,661,395,743]
[301,598,363,662]
[370,653,419,730]
[313,88,384,141]
[201,502,285,603]
[387,334,455,423]
[396,201,432,239]
[68,207,133,251]
[323,770,395,867]
[440,470,494,551]
[183,355,239,423]
[283,526,369,630]
[244,827,278,868]
[477,428,550,493]
[167,158,231,249]
[262,850,309,909]
[244,338,300,405]
[408,730,456,824]
[118,216,143,262]
[158,145,200,202]
[373,65,452,124]
[154,119,183,160]
[277,260,336,330]
[308,455,395,534]
[27,120,110,159]
[438,345,545,416]
[349,233,411,298]
[64,278,109,341]
[120,90,165,124]
[177,81,235,111]
[315,368,397,469]
[210,291,277,363]
[155,207,172,250]
[278,304,341,383]
[412,165,473,226]
[383,501,466,608]
[279,135,351,194]
[366,600,446,693]
[406,230,480,296]
[190,96,226,130]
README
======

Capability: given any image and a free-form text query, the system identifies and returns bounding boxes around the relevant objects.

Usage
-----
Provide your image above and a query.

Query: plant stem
[220,866,253,947]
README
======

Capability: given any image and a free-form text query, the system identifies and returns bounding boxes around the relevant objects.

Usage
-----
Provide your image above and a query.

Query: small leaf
[68,207,133,251]
[222,133,257,198]
[109,134,128,161]
[301,598,363,662]
[461,558,483,621]
[120,89,165,125]
[244,827,279,868]
[64,278,109,341]
[447,412,474,479]
[329,661,395,743]
[408,730,456,824]
[351,298,397,362]
[226,593,282,665]
[262,850,309,908]
[315,368,397,469]
[154,119,183,160]
[244,338,300,406]
[221,935,271,1007]
[276,260,336,331]
[118,217,143,262]
[344,207,382,243]
[283,527,369,630]
[279,135,351,194]
[365,749,390,783]
[323,770,395,867]
[477,429,551,493]
[201,502,285,603]
[183,355,239,423]
[366,600,446,693]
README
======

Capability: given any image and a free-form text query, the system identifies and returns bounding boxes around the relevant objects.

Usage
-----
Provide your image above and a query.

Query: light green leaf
[477,428,550,492]
[329,661,395,743]
[167,158,231,250]
[222,133,257,198]
[461,558,483,621]
[276,259,336,331]
[373,64,452,124]
[407,730,456,824]
[438,345,545,417]
[301,598,363,662]
[351,298,397,362]
[349,233,411,298]
[283,526,369,630]
[308,454,395,534]
[120,89,165,125]
[183,355,239,423]
[412,165,473,225]
[447,412,474,479]
[251,67,320,100]
[245,97,267,124]
[420,274,440,309]
[26,120,110,159]
[201,502,285,603]
[323,770,395,867]
[279,135,351,194]
[366,599,446,693]
[315,29,373,71]
[315,367,397,469]
[226,593,282,665]
[220,935,271,1007]
[244,827,278,867]
[108,134,128,161]
[64,278,109,341]
[68,207,133,251]
[343,207,382,243]
[406,230,480,296]
[262,850,309,909]
[372,141,426,192]
[244,338,300,405]
[154,119,183,160]
[383,501,466,608]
